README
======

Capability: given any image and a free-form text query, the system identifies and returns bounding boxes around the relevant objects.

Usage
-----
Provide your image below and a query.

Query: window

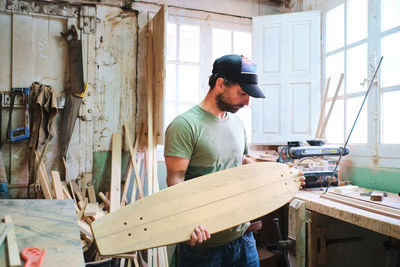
[322,0,400,167]
[165,16,253,140]
[211,28,252,141]
[166,22,201,129]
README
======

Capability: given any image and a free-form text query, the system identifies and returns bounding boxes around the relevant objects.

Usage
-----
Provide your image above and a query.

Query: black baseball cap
[212,54,265,98]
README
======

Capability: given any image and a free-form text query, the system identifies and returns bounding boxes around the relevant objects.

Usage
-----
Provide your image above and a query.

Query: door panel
[253,11,321,144]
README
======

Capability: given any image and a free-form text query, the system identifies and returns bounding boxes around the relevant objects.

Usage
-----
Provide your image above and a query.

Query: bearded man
[164,54,265,267]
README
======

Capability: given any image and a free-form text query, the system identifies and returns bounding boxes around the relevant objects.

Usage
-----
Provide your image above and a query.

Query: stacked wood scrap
[34,122,165,266]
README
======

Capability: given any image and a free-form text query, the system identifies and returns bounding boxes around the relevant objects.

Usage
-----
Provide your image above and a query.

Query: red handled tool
[21,247,45,267]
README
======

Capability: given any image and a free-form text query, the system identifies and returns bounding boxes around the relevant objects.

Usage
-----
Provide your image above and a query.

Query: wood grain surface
[91,162,301,255]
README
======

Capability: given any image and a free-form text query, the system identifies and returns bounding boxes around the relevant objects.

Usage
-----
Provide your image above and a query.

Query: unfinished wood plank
[370,192,384,201]
[152,4,167,145]
[98,192,109,209]
[123,123,144,201]
[315,77,330,138]
[62,184,73,200]
[35,152,53,199]
[78,220,93,242]
[146,29,154,198]
[91,162,301,255]
[88,185,97,203]
[51,171,64,200]
[3,216,21,267]
[71,179,84,203]
[63,157,77,204]
[77,207,85,221]
[0,223,10,246]
[85,203,98,217]
[320,192,400,219]
[110,133,122,213]
[121,162,133,206]
[319,73,344,138]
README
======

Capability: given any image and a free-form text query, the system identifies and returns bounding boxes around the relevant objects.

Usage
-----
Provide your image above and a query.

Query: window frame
[321,0,400,168]
[165,14,253,139]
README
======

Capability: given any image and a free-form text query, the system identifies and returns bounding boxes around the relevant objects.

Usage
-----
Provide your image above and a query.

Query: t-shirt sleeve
[164,117,194,159]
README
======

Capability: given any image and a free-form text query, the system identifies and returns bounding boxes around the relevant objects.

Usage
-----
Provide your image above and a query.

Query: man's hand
[242,154,255,165]
[286,163,306,189]
[299,172,306,189]
[186,225,211,246]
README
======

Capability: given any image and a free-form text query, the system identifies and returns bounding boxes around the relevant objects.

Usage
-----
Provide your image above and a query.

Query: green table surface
[0,199,85,266]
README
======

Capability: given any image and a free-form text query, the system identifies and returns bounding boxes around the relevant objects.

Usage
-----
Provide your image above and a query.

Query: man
[164,54,265,266]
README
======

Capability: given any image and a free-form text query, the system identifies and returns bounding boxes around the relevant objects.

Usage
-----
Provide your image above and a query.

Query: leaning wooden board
[91,162,301,255]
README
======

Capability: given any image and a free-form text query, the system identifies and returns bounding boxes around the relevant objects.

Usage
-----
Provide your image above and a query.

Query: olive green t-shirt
[164,105,250,247]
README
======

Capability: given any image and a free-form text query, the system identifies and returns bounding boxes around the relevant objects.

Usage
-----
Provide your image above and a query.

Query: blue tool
[9,87,30,142]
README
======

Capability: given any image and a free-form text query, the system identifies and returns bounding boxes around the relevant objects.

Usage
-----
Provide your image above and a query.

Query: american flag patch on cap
[241,56,257,74]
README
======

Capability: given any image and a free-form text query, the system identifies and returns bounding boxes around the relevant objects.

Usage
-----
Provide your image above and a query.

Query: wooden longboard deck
[91,162,300,255]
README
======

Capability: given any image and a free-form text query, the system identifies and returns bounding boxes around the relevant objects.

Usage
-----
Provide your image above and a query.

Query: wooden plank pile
[34,4,169,266]
[34,121,168,266]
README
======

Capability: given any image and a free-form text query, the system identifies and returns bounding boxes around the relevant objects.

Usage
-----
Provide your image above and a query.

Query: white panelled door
[252,11,321,144]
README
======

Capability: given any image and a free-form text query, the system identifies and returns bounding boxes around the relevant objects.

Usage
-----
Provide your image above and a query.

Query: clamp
[8,87,30,142]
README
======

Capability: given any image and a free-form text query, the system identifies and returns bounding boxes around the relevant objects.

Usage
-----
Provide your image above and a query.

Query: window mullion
[368,0,380,157]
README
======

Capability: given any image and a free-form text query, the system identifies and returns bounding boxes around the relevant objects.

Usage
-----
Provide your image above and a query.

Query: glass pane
[381,0,400,31]
[179,25,200,63]
[165,103,178,128]
[325,99,344,143]
[326,52,344,97]
[166,63,176,101]
[346,96,367,143]
[178,65,199,102]
[381,33,400,88]
[326,4,344,52]
[233,31,252,59]
[212,28,232,62]
[381,90,400,144]
[236,106,252,143]
[347,43,367,94]
[167,23,177,60]
[347,0,368,44]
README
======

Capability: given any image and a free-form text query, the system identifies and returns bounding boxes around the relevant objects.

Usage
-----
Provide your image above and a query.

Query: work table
[295,188,400,239]
[0,199,85,267]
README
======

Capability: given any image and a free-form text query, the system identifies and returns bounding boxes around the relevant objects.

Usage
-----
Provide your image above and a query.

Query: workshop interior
[0,0,400,266]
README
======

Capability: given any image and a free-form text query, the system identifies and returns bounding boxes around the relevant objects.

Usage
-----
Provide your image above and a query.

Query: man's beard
[216,93,244,113]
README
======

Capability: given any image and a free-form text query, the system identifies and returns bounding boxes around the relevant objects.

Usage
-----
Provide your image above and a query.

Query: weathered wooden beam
[288,199,306,267]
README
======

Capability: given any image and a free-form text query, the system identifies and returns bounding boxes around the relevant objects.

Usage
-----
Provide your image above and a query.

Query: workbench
[0,199,85,267]
[295,188,400,240]
[290,188,400,266]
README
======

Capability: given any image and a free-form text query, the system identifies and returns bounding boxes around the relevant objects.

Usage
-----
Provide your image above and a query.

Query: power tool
[278,140,349,188]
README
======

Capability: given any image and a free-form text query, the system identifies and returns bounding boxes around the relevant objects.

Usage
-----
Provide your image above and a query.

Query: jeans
[178,233,260,267]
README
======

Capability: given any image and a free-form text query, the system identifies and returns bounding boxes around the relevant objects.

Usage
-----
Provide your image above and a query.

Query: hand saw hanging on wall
[60,25,88,160]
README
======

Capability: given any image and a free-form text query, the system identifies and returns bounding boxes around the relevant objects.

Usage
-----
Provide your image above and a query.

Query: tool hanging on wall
[28,82,58,198]
[60,25,87,160]
[6,87,30,143]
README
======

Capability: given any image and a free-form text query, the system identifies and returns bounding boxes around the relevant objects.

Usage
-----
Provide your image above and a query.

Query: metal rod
[273,218,290,267]
[324,56,383,194]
